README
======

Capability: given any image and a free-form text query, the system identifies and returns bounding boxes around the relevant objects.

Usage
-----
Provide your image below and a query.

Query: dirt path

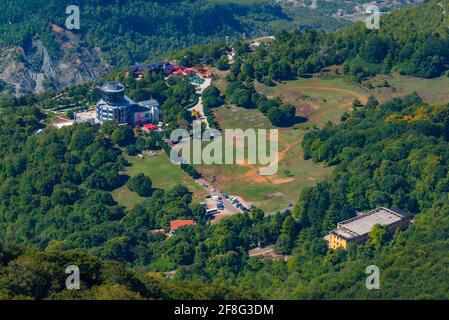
[236,136,298,185]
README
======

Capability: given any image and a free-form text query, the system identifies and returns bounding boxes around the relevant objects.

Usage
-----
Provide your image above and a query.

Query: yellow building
[325,207,411,250]
[328,232,349,250]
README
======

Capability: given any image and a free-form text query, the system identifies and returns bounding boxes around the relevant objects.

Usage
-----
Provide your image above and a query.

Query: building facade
[96,82,129,124]
[326,207,411,250]
[95,81,160,126]
[129,99,160,126]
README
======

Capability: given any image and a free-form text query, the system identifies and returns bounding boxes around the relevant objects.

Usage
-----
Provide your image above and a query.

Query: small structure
[142,123,158,134]
[170,220,197,234]
[95,81,160,126]
[149,229,167,236]
[326,207,411,250]
[75,109,99,125]
[131,61,175,76]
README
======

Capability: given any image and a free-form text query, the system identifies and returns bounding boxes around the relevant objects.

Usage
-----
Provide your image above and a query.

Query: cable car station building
[96,81,159,126]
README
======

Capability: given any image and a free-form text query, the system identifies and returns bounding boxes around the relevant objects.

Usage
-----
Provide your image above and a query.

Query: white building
[94,81,160,126]
[129,99,160,126]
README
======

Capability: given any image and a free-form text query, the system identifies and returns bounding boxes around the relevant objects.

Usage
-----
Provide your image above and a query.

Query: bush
[126,144,140,156]
[111,126,135,147]
[215,56,230,71]
[127,174,153,197]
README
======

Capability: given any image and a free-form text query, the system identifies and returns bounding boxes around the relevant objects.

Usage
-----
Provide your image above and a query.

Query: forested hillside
[0,0,294,95]
[2,0,449,300]
[0,244,257,299]
[0,0,288,64]
[2,93,449,299]
[232,0,449,83]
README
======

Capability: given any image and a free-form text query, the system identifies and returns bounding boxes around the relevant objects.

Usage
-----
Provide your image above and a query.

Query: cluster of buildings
[131,60,175,77]
[75,81,160,127]
[132,60,212,81]
[325,207,411,250]
[73,60,213,128]
[149,220,197,238]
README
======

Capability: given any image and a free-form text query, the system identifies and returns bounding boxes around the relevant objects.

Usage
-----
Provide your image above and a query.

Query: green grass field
[198,71,449,213]
[364,73,449,105]
[255,77,370,126]
[196,103,331,212]
[114,72,449,214]
[256,73,449,126]
[112,151,206,211]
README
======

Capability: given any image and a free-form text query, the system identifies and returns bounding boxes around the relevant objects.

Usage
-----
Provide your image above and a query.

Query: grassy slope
[198,68,449,213]
[112,152,206,211]
[257,73,449,126]
[112,70,449,213]
[365,73,449,105]
[255,77,370,126]
[196,101,331,213]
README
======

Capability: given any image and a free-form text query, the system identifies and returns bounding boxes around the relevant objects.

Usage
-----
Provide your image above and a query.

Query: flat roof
[138,99,159,107]
[75,110,99,123]
[337,208,406,238]
[101,81,125,93]
[332,228,358,240]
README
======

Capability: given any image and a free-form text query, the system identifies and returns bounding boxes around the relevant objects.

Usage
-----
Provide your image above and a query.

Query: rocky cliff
[0,24,111,97]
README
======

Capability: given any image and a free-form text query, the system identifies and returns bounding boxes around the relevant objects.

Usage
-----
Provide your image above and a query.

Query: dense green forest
[0,244,258,299]
[2,0,449,300]
[228,0,449,83]
[0,0,290,66]
[2,92,449,299]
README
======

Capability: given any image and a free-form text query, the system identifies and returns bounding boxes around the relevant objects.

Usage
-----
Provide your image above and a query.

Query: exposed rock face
[0,24,111,97]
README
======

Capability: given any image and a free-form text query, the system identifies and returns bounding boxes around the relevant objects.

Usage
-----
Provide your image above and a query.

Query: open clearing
[255,77,370,126]
[257,73,449,125]
[112,151,206,211]
[197,72,449,213]
[196,104,331,213]
[364,73,449,105]
[114,72,449,214]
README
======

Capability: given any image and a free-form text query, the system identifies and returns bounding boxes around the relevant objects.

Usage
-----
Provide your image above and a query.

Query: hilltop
[0,0,424,96]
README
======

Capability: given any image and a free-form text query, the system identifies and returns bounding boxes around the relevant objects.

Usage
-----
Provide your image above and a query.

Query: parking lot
[195,178,249,223]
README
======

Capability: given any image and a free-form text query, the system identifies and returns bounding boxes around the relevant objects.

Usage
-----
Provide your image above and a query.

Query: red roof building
[170,220,197,233]
[143,123,157,131]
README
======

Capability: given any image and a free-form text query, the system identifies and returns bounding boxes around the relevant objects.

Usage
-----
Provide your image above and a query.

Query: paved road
[189,78,212,129]
[195,178,242,216]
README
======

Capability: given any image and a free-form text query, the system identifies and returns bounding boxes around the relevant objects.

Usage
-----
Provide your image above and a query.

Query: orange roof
[170,220,196,232]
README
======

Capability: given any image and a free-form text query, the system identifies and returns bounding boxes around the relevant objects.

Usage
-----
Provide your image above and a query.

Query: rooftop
[139,99,160,107]
[129,104,151,113]
[333,207,409,240]
[75,109,98,124]
[170,220,197,232]
[100,81,125,93]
